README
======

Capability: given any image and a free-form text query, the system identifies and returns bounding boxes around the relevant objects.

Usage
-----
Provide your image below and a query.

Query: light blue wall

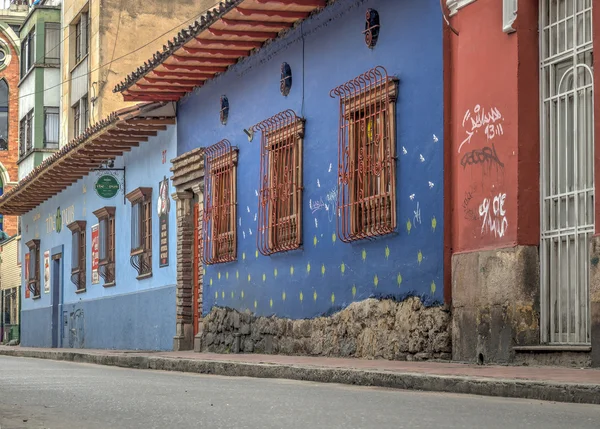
[20,125,178,350]
[177,0,445,320]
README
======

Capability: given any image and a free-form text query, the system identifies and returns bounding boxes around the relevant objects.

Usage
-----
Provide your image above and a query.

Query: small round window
[0,50,6,66]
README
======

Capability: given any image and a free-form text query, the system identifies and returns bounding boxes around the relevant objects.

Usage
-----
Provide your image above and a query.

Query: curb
[1,348,599,405]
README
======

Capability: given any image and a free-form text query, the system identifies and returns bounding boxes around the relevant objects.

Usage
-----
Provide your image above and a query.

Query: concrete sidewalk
[1,346,600,405]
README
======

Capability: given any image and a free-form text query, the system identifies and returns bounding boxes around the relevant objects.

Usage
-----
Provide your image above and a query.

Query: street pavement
[0,356,599,429]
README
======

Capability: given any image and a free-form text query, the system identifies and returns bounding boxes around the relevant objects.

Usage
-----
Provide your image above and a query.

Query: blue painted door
[51,256,61,348]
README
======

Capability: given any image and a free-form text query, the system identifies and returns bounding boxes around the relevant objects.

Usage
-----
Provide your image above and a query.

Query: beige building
[1,234,21,343]
[60,0,214,144]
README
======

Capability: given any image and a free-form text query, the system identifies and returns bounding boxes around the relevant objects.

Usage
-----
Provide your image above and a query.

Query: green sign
[95,175,120,199]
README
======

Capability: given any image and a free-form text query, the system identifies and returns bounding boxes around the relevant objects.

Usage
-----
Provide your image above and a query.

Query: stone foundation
[198,297,451,361]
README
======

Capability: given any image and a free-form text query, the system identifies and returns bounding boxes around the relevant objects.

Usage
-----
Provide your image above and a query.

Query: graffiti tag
[479,193,508,238]
[460,145,504,170]
[459,105,504,153]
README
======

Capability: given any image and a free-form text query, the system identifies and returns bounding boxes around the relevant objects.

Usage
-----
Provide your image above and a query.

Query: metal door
[51,255,61,347]
[540,0,594,343]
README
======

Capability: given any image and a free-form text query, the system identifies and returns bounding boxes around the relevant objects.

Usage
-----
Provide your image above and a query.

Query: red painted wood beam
[162,63,227,73]
[124,94,181,102]
[171,54,237,66]
[221,18,293,29]
[194,39,263,49]
[136,83,199,91]
[182,46,250,56]
[145,77,207,86]
[235,7,308,19]
[153,70,214,79]
[208,28,277,39]
[255,0,325,6]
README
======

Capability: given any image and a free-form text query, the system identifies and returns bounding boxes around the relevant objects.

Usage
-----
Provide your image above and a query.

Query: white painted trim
[446,0,478,16]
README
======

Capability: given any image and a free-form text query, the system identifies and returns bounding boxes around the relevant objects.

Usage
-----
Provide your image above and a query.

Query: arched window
[0,80,8,151]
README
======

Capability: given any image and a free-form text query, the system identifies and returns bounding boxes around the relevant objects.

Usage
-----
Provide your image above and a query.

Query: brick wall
[0,30,21,237]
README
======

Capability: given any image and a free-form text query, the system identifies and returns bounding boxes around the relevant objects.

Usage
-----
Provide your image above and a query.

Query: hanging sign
[91,224,99,284]
[44,250,50,293]
[157,176,170,267]
[95,175,120,199]
[25,253,30,298]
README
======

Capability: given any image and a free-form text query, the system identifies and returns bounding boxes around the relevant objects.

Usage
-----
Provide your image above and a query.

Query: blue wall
[178,0,444,319]
[20,125,178,350]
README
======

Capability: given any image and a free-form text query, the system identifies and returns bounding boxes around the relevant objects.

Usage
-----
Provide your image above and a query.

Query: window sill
[136,272,153,281]
[103,282,116,288]
[70,53,89,74]
[75,288,87,294]
[32,294,41,300]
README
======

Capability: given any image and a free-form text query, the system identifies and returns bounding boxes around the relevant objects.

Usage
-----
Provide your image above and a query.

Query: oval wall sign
[95,175,120,199]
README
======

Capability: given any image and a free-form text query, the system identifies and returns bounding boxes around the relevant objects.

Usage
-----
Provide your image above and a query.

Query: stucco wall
[19,124,178,350]
[177,0,445,320]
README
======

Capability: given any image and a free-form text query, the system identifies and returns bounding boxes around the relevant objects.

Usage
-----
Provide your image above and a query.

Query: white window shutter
[503,0,518,33]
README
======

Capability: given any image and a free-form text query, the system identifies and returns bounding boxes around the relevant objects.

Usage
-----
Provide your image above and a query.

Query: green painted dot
[341,262,346,275]
[374,274,379,287]
[255,250,259,259]
[241,290,245,299]
[362,249,367,262]
[300,291,304,302]
[431,281,436,294]
[236,270,239,280]
[332,233,337,243]
[307,262,311,273]
[221,291,225,299]
[407,219,412,234]
[215,291,218,299]
[218,272,221,280]
[226,272,229,280]
[397,273,403,287]
[290,266,294,276]
[321,264,326,276]
[282,291,286,301]
[210,278,213,286]
[248,274,251,282]
[313,291,318,301]
[432,216,437,232]
[231,291,234,299]
[352,285,357,298]
[262,273,266,282]
[385,246,390,259]
[313,235,318,247]
[203,268,206,276]
[331,293,335,304]
[254,300,258,309]
[274,268,278,278]
[270,299,273,308]
[418,250,423,265]
[242,252,246,260]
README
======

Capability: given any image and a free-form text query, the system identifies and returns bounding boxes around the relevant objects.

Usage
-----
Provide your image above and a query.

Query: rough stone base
[514,350,591,368]
[588,236,600,368]
[197,297,451,361]
[452,246,540,364]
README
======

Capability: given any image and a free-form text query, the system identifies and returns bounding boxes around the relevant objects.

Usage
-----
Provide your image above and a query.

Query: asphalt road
[0,356,599,429]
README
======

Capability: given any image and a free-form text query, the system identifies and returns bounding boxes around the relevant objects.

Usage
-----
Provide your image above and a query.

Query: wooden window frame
[44,22,61,65]
[126,187,152,279]
[19,109,33,158]
[202,140,238,265]
[93,206,116,286]
[254,110,304,255]
[25,239,40,299]
[74,12,89,65]
[331,66,398,242]
[67,220,87,293]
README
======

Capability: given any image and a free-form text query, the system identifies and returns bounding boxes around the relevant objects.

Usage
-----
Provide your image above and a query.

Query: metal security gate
[540,0,594,344]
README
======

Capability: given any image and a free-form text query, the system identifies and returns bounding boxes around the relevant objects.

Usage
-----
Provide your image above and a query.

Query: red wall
[449,0,539,254]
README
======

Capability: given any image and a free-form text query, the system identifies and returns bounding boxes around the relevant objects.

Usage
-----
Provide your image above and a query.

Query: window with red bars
[253,109,304,256]
[126,187,152,278]
[67,220,87,292]
[330,66,398,242]
[202,139,238,264]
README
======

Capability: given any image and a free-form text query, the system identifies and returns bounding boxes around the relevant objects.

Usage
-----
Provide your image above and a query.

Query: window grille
[75,13,89,64]
[252,109,304,255]
[68,221,86,292]
[330,66,398,243]
[126,188,152,278]
[202,139,238,264]
[93,206,116,285]
[19,109,33,157]
[44,107,59,148]
[26,239,40,298]
[44,22,60,64]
